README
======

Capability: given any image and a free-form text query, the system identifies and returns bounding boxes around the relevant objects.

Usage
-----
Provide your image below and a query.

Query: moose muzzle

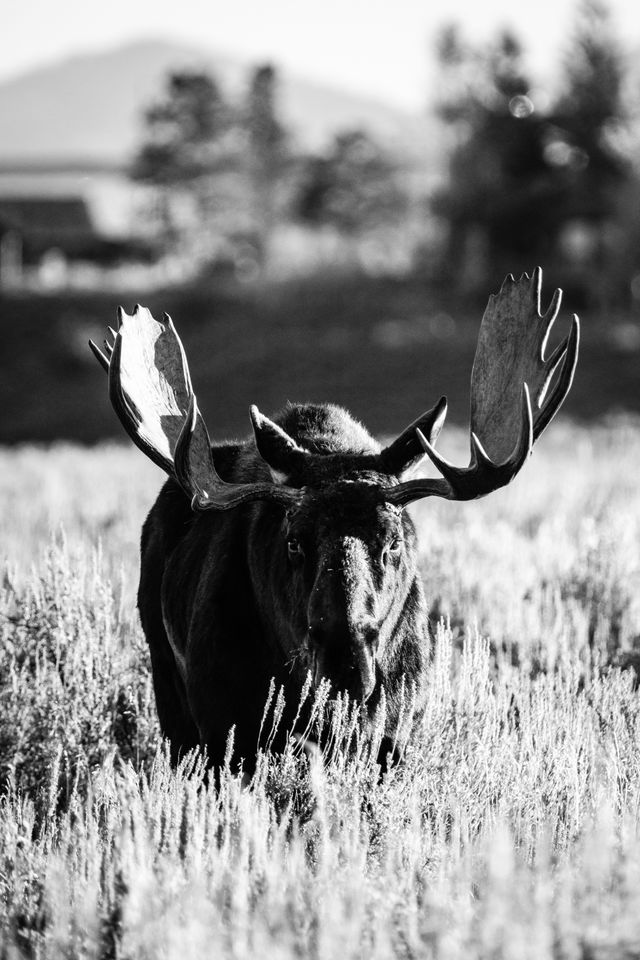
[307,537,379,703]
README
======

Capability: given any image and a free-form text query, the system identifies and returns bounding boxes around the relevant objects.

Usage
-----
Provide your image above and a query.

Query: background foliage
[432,1,630,290]
[121,0,640,304]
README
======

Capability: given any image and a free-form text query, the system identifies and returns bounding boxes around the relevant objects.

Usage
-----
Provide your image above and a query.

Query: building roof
[0,196,94,238]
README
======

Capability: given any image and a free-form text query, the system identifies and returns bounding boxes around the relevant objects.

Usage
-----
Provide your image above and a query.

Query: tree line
[132,0,638,302]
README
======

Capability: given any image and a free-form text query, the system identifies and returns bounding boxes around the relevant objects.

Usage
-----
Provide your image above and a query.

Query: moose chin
[90,268,579,772]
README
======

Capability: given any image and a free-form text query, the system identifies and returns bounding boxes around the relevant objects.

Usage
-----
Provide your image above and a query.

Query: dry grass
[1,419,640,958]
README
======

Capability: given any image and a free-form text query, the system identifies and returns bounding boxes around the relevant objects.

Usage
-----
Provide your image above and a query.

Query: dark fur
[138,403,431,769]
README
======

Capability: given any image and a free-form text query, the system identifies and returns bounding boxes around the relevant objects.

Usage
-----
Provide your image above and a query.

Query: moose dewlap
[90,268,579,770]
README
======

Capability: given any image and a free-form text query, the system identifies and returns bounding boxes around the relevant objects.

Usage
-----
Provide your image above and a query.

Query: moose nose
[307,619,378,703]
[308,619,378,648]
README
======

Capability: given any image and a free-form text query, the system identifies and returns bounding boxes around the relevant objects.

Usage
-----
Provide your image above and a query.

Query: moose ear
[250,405,309,484]
[379,397,448,477]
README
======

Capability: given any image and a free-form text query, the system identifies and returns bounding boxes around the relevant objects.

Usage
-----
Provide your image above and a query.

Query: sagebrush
[1,421,640,958]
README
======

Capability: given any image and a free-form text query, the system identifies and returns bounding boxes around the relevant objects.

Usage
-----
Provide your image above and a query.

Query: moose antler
[388,268,579,506]
[90,306,300,510]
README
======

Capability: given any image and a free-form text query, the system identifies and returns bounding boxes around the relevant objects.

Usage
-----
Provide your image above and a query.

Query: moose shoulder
[90,269,579,770]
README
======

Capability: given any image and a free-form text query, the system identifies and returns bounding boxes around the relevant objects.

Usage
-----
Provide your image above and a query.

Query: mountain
[0,39,438,167]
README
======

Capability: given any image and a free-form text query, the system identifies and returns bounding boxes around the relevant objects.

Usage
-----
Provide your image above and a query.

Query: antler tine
[88,339,109,373]
[542,285,562,325]
[543,331,569,375]
[387,268,579,508]
[533,313,580,441]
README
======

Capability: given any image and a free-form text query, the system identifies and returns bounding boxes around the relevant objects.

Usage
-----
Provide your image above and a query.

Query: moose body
[91,269,579,770]
[139,403,431,765]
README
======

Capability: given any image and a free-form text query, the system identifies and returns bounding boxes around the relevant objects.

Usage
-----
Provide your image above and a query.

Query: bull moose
[90,269,579,769]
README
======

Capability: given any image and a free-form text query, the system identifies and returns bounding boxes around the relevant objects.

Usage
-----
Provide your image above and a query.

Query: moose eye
[382,538,403,567]
[287,538,304,558]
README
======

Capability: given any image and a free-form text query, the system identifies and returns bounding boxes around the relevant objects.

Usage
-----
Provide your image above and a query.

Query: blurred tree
[294,130,408,235]
[133,71,229,183]
[131,70,236,247]
[548,0,630,304]
[552,0,628,223]
[132,65,295,274]
[432,28,566,283]
[245,65,288,263]
[432,2,630,294]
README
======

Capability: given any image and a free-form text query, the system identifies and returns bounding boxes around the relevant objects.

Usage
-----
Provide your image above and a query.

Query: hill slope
[0,39,437,164]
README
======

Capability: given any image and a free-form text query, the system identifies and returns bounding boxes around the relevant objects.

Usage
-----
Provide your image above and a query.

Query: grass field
[2,419,640,958]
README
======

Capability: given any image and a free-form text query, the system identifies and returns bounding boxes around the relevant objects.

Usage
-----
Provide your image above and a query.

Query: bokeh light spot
[509,95,534,119]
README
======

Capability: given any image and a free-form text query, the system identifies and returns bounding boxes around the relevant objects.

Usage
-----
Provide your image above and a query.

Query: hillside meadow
[1,419,640,958]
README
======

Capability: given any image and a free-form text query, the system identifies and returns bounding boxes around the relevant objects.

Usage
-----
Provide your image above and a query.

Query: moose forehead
[287,475,404,536]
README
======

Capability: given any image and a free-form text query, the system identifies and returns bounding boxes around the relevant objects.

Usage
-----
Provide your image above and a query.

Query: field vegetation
[1,420,640,958]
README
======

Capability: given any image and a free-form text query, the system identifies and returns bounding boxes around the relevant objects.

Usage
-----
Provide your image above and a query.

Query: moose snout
[307,617,378,650]
[307,619,378,703]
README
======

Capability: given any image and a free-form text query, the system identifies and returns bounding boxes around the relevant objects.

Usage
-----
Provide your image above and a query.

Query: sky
[3,0,640,111]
